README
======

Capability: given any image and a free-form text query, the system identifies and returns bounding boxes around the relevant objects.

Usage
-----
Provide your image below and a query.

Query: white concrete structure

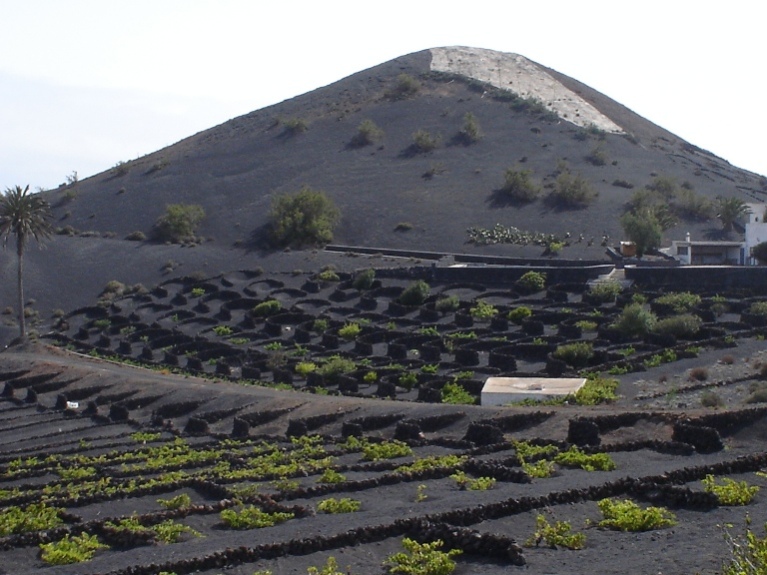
[481,377,586,406]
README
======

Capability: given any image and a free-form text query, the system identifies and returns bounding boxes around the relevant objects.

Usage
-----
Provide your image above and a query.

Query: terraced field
[3,269,767,574]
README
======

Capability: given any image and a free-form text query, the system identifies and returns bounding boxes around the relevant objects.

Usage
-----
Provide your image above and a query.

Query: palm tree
[0,185,53,340]
[717,196,750,232]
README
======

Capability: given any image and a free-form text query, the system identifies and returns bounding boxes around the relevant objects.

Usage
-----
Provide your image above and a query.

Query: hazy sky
[2,0,764,191]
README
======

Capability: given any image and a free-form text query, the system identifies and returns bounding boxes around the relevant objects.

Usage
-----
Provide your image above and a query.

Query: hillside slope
[2,46,765,329]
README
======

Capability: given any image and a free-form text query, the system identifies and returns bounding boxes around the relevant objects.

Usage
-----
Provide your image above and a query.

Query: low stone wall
[626,265,767,292]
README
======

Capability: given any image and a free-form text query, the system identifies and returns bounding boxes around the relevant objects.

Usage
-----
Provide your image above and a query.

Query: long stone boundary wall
[375,264,613,285]
[326,244,607,268]
[626,265,767,292]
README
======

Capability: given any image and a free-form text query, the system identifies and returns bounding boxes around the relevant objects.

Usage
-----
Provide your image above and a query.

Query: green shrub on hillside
[386,73,420,100]
[269,186,340,248]
[500,168,540,203]
[549,172,597,208]
[458,112,482,144]
[152,204,205,243]
[411,130,441,153]
[282,117,308,135]
[351,119,384,147]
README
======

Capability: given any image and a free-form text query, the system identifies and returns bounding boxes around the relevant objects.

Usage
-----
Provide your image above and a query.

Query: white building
[666,203,767,266]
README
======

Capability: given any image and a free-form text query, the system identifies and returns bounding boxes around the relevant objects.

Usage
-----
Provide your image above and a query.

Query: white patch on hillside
[430,46,623,133]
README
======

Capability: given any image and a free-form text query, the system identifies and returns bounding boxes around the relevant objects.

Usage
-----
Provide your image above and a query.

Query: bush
[450,470,495,490]
[383,538,461,575]
[252,300,281,317]
[549,172,597,208]
[702,475,759,505]
[554,446,616,471]
[749,301,767,316]
[500,168,540,203]
[587,281,622,303]
[39,533,107,565]
[721,518,767,575]
[673,188,714,220]
[752,241,767,264]
[399,280,430,306]
[269,186,340,248]
[611,303,657,337]
[411,129,440,153]
[575,320,597,331]
[701,390,725,408]
[597,498,676,531]
[352,269,375,290]
[574,377,618,405]
[317,269,340,282]
[688,367,708,382]
[553,342,593,367]
[470,299,498,319]
[508,306,533,324]
[525,514,586,550]
[746,387,767,404]
[435,295,460,312]
[458,112,482,143]
[516,271,546,292]
[220,506,294,529]
[307,557,343,575]
[621,210,662,257]
[338,323,361,341]
[655,291,701,313]
[441,381,476,405]
[317,355,356,383]
[654,314,702,338]
[351,119,384,147]
[386,73,420,100]
[282,117,308,134]
[295,362,317,376]
[0,503,63,535]
[125,230,146,241]
[152,204,205,243]
[317,497,361,514]
[362,439,412,461]
[586,145,608,166]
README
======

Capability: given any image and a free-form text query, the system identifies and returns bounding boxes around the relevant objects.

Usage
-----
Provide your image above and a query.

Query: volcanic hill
[4,47,767,575]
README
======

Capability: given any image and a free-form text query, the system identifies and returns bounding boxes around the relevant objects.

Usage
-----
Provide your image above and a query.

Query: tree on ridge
[0,185,53,340]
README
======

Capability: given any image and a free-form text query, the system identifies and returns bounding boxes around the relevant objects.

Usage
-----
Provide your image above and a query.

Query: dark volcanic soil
[2,340,767,575]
